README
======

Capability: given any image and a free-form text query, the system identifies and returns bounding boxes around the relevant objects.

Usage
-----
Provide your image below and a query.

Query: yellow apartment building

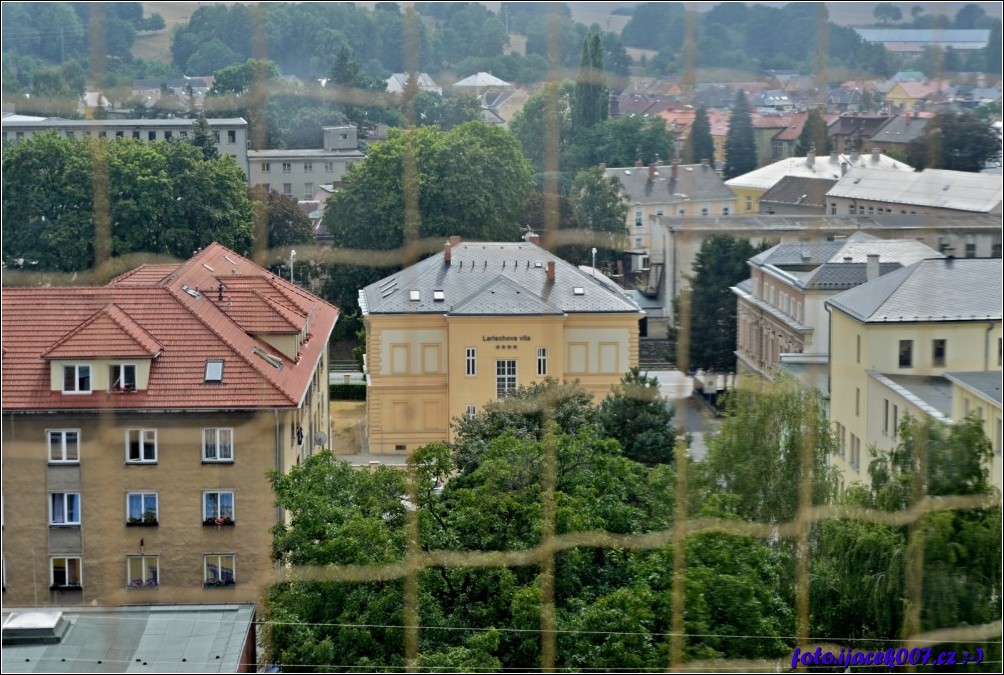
[1,244,338,606]
[359,238,644,454]
[825,257,1002,489]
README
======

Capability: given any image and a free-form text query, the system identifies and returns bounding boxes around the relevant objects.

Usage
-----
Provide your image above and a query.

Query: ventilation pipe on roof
[806,148,815,167]
[546,261,555,282]
[872,147,881,163]
[841,161,849,176]
[866,254,879,281]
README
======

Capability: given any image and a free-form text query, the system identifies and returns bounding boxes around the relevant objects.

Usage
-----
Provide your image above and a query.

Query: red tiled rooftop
[3,243,339,412]
[43,304,163,359]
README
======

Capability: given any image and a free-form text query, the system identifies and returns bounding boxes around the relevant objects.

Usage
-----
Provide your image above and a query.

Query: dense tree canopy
[686,106,715,166]
[2,133,253,272]
[564,166,629,264]
[794,107,834,157]
[572,33,608,135]
[723,91,757,179]
[907,110,1001,172]
[687,235,766,372]
[597,367,676,466]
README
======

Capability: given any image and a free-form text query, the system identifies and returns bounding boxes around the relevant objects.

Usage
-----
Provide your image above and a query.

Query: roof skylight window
[409,290,421,301]
[573,287,586,296]
[205,360,224,383]
[433,290,445,302]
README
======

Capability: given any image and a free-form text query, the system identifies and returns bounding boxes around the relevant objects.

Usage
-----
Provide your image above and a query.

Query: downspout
[825,305,832,397]
[274,408,283,524]
[986,321,994,371]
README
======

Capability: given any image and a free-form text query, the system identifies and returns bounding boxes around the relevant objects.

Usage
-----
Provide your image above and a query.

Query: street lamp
[290,250,296,283]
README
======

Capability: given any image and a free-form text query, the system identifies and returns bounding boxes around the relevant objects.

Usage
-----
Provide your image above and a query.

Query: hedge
[330,383,367,400]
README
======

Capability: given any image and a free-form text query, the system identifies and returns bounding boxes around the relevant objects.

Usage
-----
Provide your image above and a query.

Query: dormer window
[62,365,91,394]
[205,360,224,383]
[110,364,136,391]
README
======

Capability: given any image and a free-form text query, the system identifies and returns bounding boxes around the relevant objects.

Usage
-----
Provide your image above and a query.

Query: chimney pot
[866,253,879,281]
[444,242,452,266]
[648,163,657,180]
[546,261,555,282]
[528,233,540,245]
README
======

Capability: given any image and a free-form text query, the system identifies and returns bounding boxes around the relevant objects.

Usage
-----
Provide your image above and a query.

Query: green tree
[249,185,315,250]
[597,367,676,466]
[812,416,1001,654]
[794,107,833,156]
[210,58,278,96]
[985,20,1003,73]
[509,81,573,182]
[723,91,756,179]
[189,113,219,160]
[689,106,715,166]
[699,377,836,525]
[572,33,608,135]
[410,91,482,130]
[907,110,1001,172]
[566,166,628,263]
[873,2,903,24]
[687,235,765,372]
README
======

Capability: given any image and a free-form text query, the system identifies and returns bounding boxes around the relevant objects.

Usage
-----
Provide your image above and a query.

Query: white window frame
[49,492,81,526]
[203,491,235,524]
[465,348,477,376]
[464,405,477,420]
[62,364,91,393]
[48,429,80,463]
[537,348,548,376]
[125,429,157,463]
[204,553,236,586]
[126,492,158,525]
[127,555,159,588]
[110,363,137,390]
[202,428,234,462]
[261,161,270,173]
[50,556,82,588]
[496,359,517,399]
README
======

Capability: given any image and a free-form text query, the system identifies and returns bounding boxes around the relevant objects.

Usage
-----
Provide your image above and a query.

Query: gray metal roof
[826,258,1003,323]
[248,148,364,159]
[827,168,1003,213]
[360,242,641,316]
[855,29,990,45]
[944,371,1004,406]
[880,374,955,417]
[868,115,930,145]
[606,163,734,206]
[1,117,247,128]
[1,604,255,673]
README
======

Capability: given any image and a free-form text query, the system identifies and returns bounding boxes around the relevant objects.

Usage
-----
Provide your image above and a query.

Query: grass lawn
[330,400,365,456]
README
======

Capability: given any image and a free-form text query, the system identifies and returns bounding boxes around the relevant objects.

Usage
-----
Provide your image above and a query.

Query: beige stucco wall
[50,359,153,392]
[364,311,641,454]
[828,310,1003,486]
[0,408,314,607]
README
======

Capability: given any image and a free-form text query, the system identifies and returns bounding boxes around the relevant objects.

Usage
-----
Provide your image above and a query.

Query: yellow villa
[359,237,644,454]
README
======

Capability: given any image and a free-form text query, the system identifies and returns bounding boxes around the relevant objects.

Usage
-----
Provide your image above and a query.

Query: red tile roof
[42,304,163,359]
[3,243,339,411]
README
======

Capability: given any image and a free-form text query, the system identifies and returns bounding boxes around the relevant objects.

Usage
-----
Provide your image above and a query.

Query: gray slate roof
[606,163,734,206]
[800,261,904,290]
[360,242,641,316]
[827,168,1003,213]
[759,176,837,208]
[944,371,1004,406]
[826,258,1003,323]
[869,115,930,145]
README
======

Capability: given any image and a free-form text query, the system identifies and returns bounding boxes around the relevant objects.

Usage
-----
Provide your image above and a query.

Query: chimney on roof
[635,159,643,168]
[546,260,555,282]
[444,242,452,266]
[671,160,679,180]
[871,147,881,163]
[528,233,540,245]
[701,157,710,170]
[866,253,879,281]
[830,150,838,164]
[806,148,815,167]
[648,162,657,180]
[449,235,461,246]
[599,162,606,171]
[841,161,849,176]
[850,149,860,163]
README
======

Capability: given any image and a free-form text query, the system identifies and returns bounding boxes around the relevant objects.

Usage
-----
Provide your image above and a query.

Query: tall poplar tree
[723,91,757,179]
[572,32,608,134]
[690,106,715,166]
[794,107,833,156]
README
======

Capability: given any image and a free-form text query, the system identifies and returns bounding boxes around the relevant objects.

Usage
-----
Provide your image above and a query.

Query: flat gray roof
[1,604,255,673]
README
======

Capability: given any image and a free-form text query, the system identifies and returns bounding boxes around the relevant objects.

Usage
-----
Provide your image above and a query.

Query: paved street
[645,369,717,461]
